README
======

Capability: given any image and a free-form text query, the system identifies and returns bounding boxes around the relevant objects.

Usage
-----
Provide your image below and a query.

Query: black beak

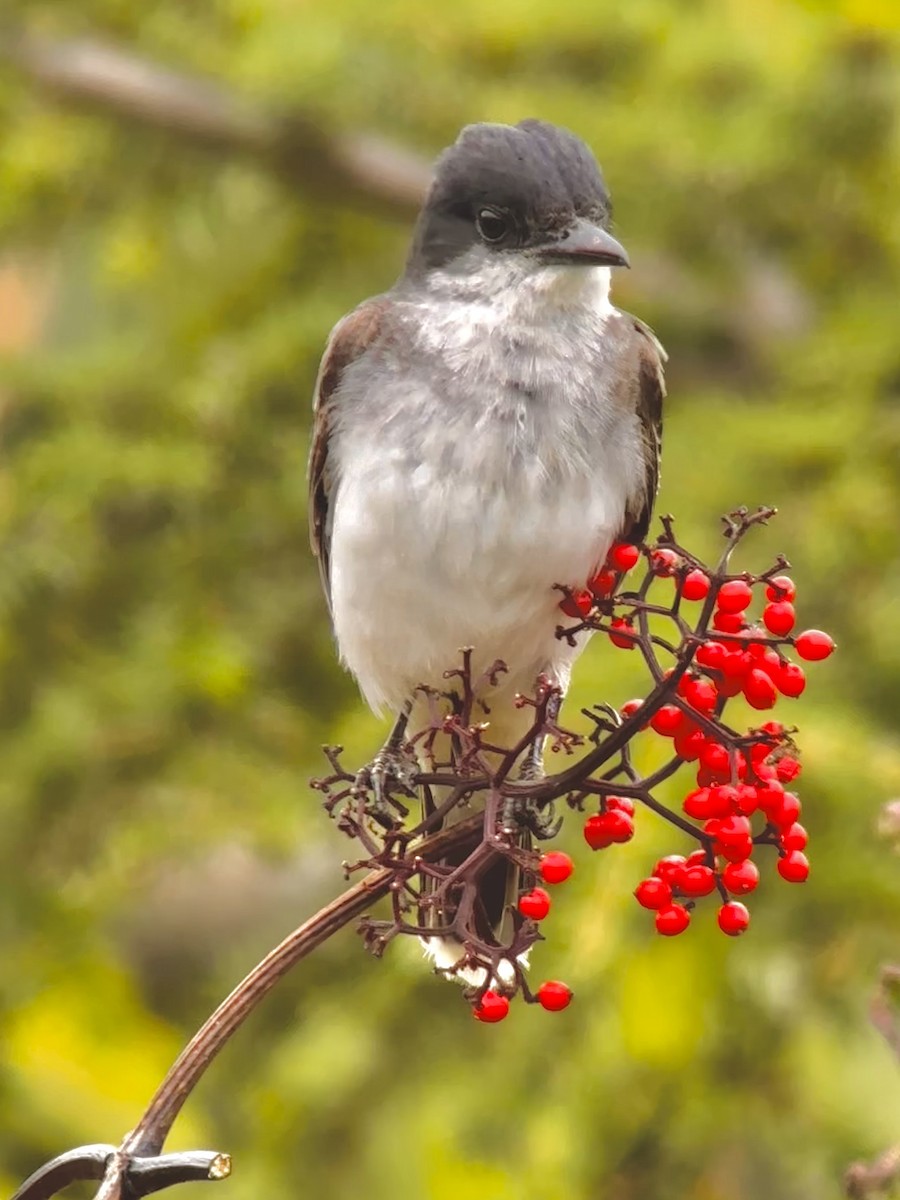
[539,218,630,268]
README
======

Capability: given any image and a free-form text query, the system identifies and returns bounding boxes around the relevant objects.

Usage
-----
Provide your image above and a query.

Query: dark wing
[308,297,389,608]
[619,315,666,546]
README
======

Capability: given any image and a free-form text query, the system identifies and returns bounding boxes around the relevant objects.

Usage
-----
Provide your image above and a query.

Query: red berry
[794,629,835,661]
[620,698,644,720]
[650,547,680,576]
[609,616,637,649]
[777,661,807,697]
[680,864,717,897]
[674,725,705,761]
[653,855,687,884]
[683,787,715,819]
[718,901,750,936]
[473,991,510,1023]
[655,903,691,936]
[713,610,747,634]
[721,648,753,680]
[518,887,551,921]
[540,851,574,884]
[776,756,802,783]
[717,579,754,613]
[773,792,801,829]
[777,850,810,883]
[651,704,686,737]
[536,980,573,1012]
[682,677,718,713]
[634,877,673,909]
[763,601,796,636]
[716,814,752,849]
[699,741,730,775]
[606,795,632,815]
[756,648,784,679]
[681,569,711,601]
[781,822,807,852]
[766,575,796,603]
[589,568,617,597]
[608,542,641,572]
[757,781,785,818]
[696,640,727,671]
[584,809,634,849]
[560,588,592,619]
[707,784,740,817]
[743,668,778,710]
[723,860,759,895]
[735,784,760,815]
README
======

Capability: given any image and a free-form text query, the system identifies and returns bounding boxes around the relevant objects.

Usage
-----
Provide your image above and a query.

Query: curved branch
[0,29,431,219]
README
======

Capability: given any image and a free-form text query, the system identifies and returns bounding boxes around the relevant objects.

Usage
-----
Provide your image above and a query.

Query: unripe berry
[634,877,673,909]
[765,575,796,603]
[536,980,573,1012]
[777,850,810,882]
[722,860,759,895]
[540,851,574,885]
[607,542,641,572]
[518,888,551,921]
[763,601,796,636]
[560,588,592,619]
[681,569,711,601]
[473,991,510,1023]
[655,903,691,936]
[718,901,751,936]
[794,629,835,661]
[717,579,754,613]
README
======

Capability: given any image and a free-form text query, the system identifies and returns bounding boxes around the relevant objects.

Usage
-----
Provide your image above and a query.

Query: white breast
[327,260,643,716]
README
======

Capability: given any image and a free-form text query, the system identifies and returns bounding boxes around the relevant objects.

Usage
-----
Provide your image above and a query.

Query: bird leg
[354,701,418,823]
[505,688,562,839]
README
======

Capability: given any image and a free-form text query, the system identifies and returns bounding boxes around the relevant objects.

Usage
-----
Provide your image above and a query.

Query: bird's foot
[354,743,418,825]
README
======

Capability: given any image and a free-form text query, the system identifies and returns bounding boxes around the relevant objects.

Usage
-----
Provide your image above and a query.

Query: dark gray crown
[406,119,612,274]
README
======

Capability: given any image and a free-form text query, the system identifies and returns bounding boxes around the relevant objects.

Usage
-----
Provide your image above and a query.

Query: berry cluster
[316,508,833,1026]
[552,518,832,951]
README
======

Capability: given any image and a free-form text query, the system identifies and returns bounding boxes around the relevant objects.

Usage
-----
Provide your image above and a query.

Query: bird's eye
[475,207,511,244]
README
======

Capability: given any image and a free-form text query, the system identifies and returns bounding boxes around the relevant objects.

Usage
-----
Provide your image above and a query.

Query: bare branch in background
[0,29,431,220]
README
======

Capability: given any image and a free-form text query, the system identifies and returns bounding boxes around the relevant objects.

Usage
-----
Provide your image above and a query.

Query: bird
[308,118,665,983]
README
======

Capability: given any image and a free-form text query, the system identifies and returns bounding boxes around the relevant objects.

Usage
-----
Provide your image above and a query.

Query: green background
[1,1,900,1197]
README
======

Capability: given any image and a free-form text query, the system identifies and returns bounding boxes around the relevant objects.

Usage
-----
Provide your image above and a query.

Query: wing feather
[308,297,389,606]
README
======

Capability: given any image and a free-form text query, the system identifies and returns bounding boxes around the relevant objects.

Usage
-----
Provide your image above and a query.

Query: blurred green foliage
[1,1,900,1197]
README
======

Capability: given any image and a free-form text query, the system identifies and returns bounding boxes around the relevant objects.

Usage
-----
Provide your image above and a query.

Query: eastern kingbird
[309,119,665,982]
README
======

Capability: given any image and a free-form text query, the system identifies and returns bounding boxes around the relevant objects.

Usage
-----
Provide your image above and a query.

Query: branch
[10,811,481,1200]
[0,29,431,220]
